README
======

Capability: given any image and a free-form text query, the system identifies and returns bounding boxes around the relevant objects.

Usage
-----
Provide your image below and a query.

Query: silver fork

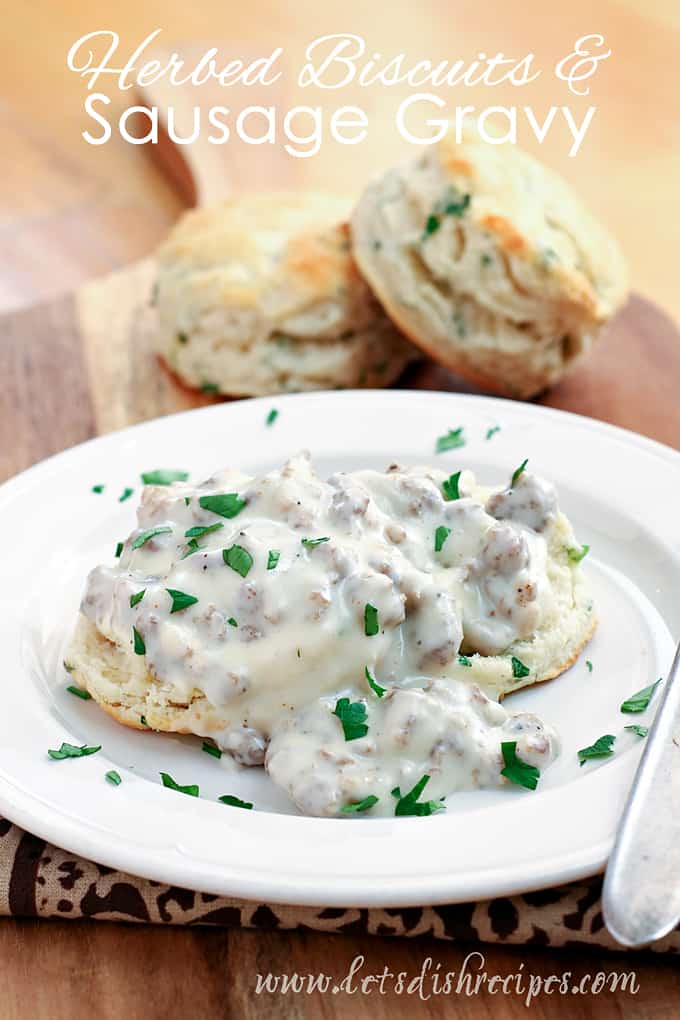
[603,640,680,947]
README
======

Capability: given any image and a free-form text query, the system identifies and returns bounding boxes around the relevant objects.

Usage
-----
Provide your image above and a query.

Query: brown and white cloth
[1,819,677,953]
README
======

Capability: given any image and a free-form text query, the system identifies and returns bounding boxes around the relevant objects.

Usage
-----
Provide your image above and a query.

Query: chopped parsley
[202,741,222,759]
[267,550,280,570]
[511,656,530,680]
[486,425,500,440]
[500,742,540,791]
[131,525,172,549]
[586,660,593,673]
[119,487,134,503]
[481,253,493,266]
[105,770,122,786]
[567,544,590,563]
[365,666,385,698]
[199,493,246,518]
[435,427,465,454]
[301,537,330,548]
[333,698,369,741]
[181,538,201,558]
[364,603,379,637]
[442,471,462,501]
[391,774,444,816]
[625,724,649,738]
[130,589,145,608]
[166,588,199,613]
[511,459,528,487]
[140,716,149,727]
[201,382,219,394]
[177,331,188,344]
[63,661,75,673]
[133,627,145,655]
[160,772,199,797]
[185,523,223,539]
[227,617,238,627]
[48,742,101,760]
[422,188,471,238]
[434,525,451,552]
[218,794,253,809]
[66,685,91,700]
[141,469,189,486]
[91,484,105,494]
[223,544,253,577]
[342,795,379,813]
[114,541,124,558]
[458,655,472,667]
[266,408,279,426]
[578,734,616,766]
[452,310,466,338]
[620,678,661,714]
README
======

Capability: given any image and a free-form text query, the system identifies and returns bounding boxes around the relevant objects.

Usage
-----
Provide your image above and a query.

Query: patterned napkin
[1,820,677,952]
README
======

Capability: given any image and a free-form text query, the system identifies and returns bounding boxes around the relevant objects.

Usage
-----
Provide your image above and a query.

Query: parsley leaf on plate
[202,741,222,759]
[66,685,91,700]
[130,589,145,608]
[458,655,472,668]
[160,772,199,797]
[141,469,189,486]
[266,409,279,426]
[435,427,465,454]
[620,679,662,714]
[625,724,649,738]
[500,741,540,791]
[486,425,500,440]
[223,545,253,577]
[48,742,101,760]
[267,550,280,570]
[301,537,330,548]
[105,770,122,786]
[567,544,590,563]
[91,484,105,494]
[333,698,368,741]
[578,734,616,766]
[391,774,444,816]
[218,794,253,809]
[119,487,134,503]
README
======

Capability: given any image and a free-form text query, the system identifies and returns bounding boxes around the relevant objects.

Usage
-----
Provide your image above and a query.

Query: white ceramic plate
[1,391,678,907]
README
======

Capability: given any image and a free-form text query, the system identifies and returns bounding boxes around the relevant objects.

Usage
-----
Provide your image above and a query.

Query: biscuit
[153,192,416,396]
[350,129,628,397]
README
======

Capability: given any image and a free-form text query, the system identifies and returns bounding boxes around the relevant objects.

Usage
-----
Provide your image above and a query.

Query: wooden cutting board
[2,63,679,484]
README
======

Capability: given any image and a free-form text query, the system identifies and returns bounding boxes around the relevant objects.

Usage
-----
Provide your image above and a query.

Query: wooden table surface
[2,1,680,1017]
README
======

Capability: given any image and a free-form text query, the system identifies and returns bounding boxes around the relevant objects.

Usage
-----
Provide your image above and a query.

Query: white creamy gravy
[81,453,562,812]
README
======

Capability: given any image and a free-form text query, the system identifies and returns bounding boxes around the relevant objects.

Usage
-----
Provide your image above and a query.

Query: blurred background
[1,0,678,319]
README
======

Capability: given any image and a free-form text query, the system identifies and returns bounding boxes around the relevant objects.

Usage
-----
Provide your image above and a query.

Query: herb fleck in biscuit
[351,130,628,397]
[154,192,416,396]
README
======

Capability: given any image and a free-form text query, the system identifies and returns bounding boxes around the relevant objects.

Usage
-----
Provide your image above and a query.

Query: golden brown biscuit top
[435,131,628,318]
